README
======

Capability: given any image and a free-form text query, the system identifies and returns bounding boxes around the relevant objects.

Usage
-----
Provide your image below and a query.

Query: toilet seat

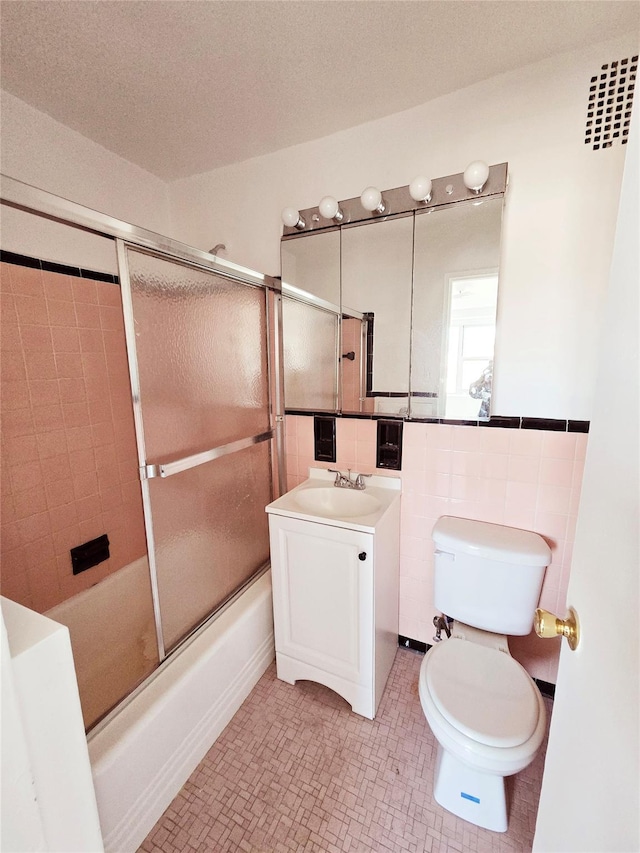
[423,639,540,748]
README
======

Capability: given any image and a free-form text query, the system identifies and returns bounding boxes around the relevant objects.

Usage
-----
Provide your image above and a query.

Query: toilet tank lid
[432,517,551,566]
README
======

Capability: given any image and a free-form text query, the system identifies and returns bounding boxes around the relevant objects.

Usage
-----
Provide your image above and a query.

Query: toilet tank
[432,516,551,635]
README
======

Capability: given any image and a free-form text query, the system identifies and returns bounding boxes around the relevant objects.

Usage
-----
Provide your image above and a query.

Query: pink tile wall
[1,262,147,612]
[341,318,362,413]
[285,415,587,683]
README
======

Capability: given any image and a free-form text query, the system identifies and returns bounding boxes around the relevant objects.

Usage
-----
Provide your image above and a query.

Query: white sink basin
[293,486,381,519]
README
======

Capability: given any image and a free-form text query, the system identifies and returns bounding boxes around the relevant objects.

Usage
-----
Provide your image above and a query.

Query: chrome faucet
[328,469,372,490]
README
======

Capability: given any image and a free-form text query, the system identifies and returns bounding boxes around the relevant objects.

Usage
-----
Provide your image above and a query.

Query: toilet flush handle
[534,607,580,651]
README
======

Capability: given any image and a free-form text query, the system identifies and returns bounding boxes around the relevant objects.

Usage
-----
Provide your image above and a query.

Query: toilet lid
[424,639,540,748]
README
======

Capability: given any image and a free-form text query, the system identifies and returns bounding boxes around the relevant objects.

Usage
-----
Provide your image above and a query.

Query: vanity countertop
[266,467,401,533]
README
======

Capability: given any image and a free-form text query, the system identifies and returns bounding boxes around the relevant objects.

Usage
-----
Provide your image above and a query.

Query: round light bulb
[409,175,432,203]
[463,161,490,194]
[319,195,343,222]
[360,186,385,213]
[281,207,305,229]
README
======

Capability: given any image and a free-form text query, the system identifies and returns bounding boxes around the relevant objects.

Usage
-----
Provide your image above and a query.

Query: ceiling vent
[585,55,637,151]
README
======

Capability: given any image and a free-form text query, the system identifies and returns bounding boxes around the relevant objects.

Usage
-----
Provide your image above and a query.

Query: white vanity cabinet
[266,469,401,719]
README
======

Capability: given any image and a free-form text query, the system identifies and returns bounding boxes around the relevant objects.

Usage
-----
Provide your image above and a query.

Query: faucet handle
[354,472,372,489]
[328,468,346,486]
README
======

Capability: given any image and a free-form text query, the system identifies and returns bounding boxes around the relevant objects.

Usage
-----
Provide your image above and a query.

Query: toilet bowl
[419,630,546,831]
[421,517,551,832]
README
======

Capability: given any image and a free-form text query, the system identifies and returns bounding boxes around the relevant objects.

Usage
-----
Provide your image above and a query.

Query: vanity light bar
[282,163,508,237]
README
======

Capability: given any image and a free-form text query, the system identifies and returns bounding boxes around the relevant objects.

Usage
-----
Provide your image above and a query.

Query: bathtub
[47,560,274,853]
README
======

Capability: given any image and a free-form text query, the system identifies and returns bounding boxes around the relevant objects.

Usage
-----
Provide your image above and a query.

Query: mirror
[341,215,414,416]
[411,197,503,420]
[280,166,506,421]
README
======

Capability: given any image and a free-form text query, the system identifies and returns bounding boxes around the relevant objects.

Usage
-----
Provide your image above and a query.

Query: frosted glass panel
[150,441,272,651]
[127,249,270,463]
[283,298,337,411]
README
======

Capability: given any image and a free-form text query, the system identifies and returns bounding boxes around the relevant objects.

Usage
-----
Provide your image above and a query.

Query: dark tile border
[1,250,119,285]
[398,635,557,698]
[286,411,589,433]
[398,635,428,654]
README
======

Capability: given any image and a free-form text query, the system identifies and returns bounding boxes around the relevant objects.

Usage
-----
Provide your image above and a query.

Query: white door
[533,117,639,848]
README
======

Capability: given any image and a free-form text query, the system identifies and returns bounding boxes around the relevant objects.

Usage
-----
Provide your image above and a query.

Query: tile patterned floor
[139,649,552,853]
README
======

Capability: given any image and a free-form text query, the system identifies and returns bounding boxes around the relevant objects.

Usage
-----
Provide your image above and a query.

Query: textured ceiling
[1,1,638,180]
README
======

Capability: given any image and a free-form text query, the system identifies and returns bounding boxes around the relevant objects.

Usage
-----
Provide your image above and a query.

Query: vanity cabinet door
[269,516,374,687]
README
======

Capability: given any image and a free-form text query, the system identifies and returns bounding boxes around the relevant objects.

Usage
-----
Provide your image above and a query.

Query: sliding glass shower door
[119,245,273,655]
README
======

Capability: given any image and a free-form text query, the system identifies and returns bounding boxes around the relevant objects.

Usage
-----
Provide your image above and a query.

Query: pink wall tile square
[6,434,39,463]
[59,377,87,404]
[507,454,540,483]
[452,426,482,453]
[79,328,105,353]
[479,427,511,455]
[355,420,376,442]
[48,502,79,532]
[72,279,98,304]
[1,521,22,553]
[14,295,49,326]
[20,325,53,352]
[75,301,101,329]
[22,535,56,566]
[336,418,357,443]
[69,449,96,474]
[29,379,60,407]
[76,494,102,522]
[10,266,43,297]
[451,451,483,478]
[13,486,48,519]
[96,282,122,307]
[534,510,569,545]
[1,322,22,352]
[2,381,31,411]
[46,298,77,327]
[54,352,83,378]
[427,424,452,450]
[62,401,91,428]
[541,431,577,460]
[355,441,376,471]
[575,434,588,460]
[73,471,99,500]
[537,483,572,515]
[17,511,52,544]
[32,403,65,432]
[1,409,35,439]
[44,273,73,302]
[9,460,44,493]
[505,480,538,511]
[450,475,481,501]
[1,351,27,382]
[24,351,57,380]
[480,452,509,480]
[44,477,74,509]
[539,457,574,488]
[509,429,543,457]
[51,326,80,353]
[99,305,124,331]
[425,448,452,474]
[66,425,93,451]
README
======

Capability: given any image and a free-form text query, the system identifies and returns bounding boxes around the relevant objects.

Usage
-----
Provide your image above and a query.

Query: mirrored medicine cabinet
[280,164,507,421]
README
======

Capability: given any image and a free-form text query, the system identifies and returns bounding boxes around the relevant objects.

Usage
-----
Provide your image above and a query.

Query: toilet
[419,516,551,832]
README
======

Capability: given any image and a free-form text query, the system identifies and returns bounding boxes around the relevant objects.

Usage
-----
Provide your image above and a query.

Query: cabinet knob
[358,551,367,561]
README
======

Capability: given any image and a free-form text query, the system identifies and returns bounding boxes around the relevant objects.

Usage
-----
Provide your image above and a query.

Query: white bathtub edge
[89,572,274,853]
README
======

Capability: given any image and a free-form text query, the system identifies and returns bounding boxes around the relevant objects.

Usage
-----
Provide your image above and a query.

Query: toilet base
[433,744,508,832]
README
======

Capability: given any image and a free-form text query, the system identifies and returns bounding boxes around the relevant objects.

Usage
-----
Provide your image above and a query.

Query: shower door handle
[140,429,273,480]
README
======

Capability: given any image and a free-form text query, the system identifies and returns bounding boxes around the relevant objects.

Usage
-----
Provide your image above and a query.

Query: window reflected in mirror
[411,197,503,420]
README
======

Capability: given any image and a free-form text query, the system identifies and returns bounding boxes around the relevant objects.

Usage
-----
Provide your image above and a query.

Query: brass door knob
[534,607,580,651]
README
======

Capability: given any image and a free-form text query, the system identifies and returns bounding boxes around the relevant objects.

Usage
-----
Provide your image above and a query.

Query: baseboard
[101,631,274,853]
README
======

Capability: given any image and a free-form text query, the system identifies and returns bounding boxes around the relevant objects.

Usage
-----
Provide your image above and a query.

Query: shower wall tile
[0,262,146,614]
[284,414,587,684]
